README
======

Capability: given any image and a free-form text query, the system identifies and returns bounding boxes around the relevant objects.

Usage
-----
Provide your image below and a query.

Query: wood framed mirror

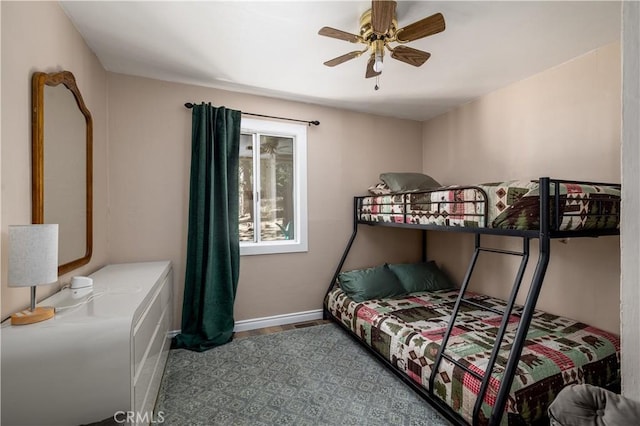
[32,70,93,275]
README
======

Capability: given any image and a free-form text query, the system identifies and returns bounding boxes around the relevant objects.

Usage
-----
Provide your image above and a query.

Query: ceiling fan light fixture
[372,39,385,73]
[373,51,383,72]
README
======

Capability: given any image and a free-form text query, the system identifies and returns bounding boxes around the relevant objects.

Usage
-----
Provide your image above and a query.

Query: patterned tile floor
[155,321,453,426]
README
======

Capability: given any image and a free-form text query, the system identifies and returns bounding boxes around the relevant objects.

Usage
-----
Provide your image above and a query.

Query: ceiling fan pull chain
[375,75,380,91]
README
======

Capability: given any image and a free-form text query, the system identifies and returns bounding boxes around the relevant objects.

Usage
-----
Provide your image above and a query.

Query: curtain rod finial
[310,121,320,126]
[184,102,194,109]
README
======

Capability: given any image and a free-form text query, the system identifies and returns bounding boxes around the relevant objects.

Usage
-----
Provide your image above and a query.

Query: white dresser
[1,261,173,426]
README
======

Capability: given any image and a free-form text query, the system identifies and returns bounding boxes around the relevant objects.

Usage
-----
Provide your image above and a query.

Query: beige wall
[422,42,621,333]
[0,1,109,319]
[106,73,424,327]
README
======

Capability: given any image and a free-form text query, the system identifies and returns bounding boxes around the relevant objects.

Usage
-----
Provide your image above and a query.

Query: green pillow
[379,172,442,192]
[387,261,455,293]
[338,264,406,302]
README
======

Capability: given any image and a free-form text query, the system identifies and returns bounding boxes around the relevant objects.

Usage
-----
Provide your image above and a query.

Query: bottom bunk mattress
[325,286,620,425]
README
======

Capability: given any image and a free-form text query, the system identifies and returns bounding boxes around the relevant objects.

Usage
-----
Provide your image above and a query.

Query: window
[239,118,308,255]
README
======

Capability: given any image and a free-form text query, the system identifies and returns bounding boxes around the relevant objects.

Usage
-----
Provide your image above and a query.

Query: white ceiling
[60,1,621,122]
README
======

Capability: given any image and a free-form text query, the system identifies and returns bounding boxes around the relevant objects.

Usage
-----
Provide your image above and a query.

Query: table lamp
[8,224,59,325]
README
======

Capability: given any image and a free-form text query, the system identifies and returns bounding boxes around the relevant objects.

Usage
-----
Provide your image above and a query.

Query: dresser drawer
[133,274,171,375]
[133,303,171,419]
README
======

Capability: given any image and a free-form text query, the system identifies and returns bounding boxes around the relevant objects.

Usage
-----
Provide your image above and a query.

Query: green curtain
[173,103,241,352]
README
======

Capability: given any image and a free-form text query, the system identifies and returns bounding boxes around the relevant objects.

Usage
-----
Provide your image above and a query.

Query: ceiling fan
[318,0,445,87]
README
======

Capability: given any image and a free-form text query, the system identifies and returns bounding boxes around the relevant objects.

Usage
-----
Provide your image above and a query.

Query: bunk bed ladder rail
[427,234,532,425]
[471,237,530,424]
[488,178,552,425]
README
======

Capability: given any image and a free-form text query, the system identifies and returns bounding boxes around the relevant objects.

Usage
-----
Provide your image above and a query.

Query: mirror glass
[32,71,92,275]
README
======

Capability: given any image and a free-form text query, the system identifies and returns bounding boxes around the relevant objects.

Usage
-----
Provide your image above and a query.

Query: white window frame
[239,118,308,256]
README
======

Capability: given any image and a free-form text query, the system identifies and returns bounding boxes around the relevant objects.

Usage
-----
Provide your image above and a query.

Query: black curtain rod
[184,102,320,126]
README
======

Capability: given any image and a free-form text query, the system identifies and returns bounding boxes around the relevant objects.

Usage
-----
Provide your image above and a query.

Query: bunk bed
[324,177,621,426]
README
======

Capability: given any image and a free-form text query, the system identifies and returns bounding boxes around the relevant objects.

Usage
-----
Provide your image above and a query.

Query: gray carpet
[153,323,451,426]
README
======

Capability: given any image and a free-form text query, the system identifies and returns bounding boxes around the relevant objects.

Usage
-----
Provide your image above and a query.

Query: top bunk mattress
[358,180,620,232]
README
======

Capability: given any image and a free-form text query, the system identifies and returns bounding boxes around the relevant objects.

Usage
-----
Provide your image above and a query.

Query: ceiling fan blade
[318,26,361,43]
[395,12,445,43]
[366,55,381,78]
[391,45,431,67]
[372,0,396,35]
[324,50,363,67]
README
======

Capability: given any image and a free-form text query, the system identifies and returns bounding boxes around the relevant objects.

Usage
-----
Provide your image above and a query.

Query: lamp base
[11,306,55,325]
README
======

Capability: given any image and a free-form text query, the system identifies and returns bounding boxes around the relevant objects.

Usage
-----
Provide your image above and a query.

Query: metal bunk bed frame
[324,177,621,426]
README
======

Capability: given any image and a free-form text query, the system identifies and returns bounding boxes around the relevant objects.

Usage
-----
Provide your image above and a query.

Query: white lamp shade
[8,224,59,288]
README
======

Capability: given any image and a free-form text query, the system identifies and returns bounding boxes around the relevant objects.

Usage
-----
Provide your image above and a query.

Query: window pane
[239,118,307,256]
[259,135,294,241]
[239,133,254,242]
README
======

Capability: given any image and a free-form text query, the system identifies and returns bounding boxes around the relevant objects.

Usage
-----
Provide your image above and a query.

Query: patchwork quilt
[325,287,620,425]
[358,180,620,231]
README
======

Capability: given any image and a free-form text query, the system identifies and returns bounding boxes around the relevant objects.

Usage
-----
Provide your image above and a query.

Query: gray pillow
[548,384,640,426]
[379,172,442,192]
[387,261,454,293]
[338,264,406,302]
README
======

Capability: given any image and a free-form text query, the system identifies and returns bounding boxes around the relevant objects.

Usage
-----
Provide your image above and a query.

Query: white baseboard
[167,309,324,337]
[234,309,324,332]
